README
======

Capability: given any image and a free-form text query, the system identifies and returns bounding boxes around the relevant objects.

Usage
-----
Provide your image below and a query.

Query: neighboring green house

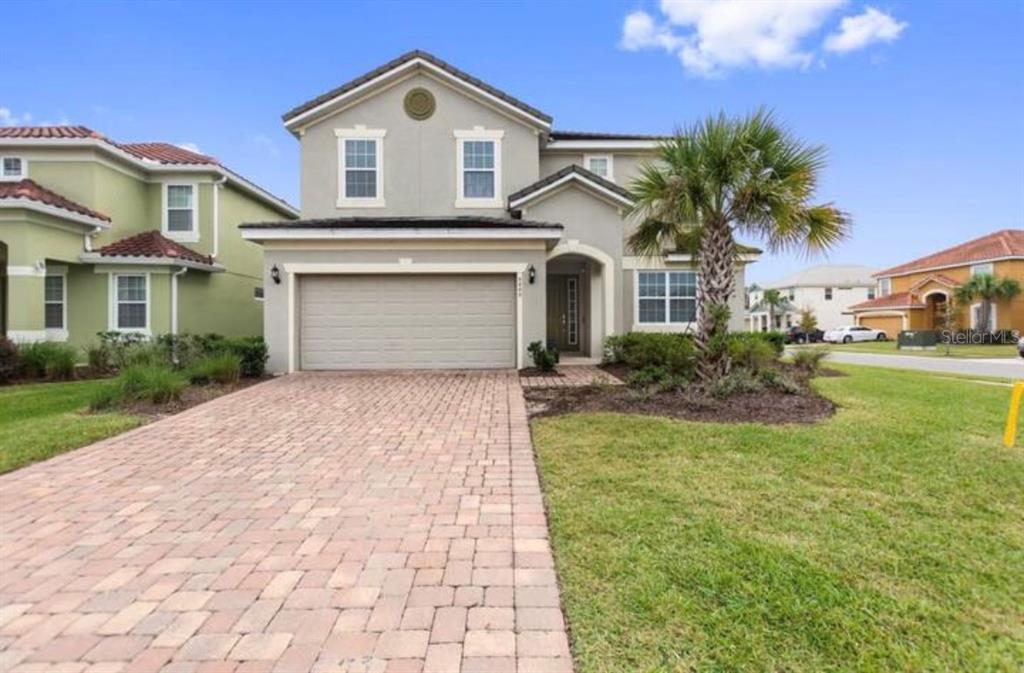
[0,126,297,349]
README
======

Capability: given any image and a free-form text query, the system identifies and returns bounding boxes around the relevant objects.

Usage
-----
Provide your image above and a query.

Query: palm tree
[760,288,786,330]
[628,109,850,383]
[954,273,1021,333]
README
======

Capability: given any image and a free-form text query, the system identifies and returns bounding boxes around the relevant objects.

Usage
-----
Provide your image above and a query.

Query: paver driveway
[0,372,572,673]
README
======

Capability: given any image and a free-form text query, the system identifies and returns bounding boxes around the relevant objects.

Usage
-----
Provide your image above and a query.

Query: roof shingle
[876,230,1024,277]
[0,178,111,222]
[508,164,634,206]
[97,231,213,265]
[0,125,103,139]
[849,292,926,311]
[239,216,562,230]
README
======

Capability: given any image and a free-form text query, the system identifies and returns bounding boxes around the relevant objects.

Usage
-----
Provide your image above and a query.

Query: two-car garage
[298,274,517,370]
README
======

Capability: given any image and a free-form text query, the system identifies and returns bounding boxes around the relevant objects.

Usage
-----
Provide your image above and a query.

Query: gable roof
[0,126,297,217]
[875,229,1024,278]
[907,273,960,292]
[282,50,552,132]
[508,164,634,209]
[96,230,214,266]
[0,178,111,226]
[762,264,878,289]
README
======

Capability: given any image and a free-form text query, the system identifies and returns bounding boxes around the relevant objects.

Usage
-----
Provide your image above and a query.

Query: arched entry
[546,241,614,358]
[924,290,949,329]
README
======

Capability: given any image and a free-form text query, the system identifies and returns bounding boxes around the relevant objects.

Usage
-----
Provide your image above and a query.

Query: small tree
[954,273,1021,334]
[761,289,786,331]
[939,294,958,356]
[799,308,818,333]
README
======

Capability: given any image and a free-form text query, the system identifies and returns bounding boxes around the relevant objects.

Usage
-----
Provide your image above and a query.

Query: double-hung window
[44,273,66,333]
[584,154,613,181]
[1,156,25,181]
[879,278,891,297]
[113,275,149,332]
[637,270,698,325]
[455,128,503,208]
[971,262,994,277]
[335,127,386,207]
[164,184,197,241]
[824,287,834,301]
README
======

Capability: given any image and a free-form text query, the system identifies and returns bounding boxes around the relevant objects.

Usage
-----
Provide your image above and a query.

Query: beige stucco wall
[538,152,653,189]
[299,72,541,220]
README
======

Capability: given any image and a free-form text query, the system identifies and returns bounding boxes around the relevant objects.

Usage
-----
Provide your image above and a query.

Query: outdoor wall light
[528,264,536,284]
[271,265,281,285]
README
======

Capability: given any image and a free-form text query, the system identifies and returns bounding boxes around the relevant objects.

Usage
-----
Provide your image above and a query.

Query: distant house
[0,126,297,346]
[850,230,1024,334]
[747,264,878,332]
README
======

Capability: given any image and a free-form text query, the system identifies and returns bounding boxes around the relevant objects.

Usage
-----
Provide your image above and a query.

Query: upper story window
[455,128,503,208]
[163,183,198,242]
[584,154,613,181]
[637,270,698,324]
[335,126,386,208]
[971,262,994,276]
[1,156,25,181]
[879,278,891,297]
[867,287,876,300]
[824,287,833,301]
[787,288,795,300]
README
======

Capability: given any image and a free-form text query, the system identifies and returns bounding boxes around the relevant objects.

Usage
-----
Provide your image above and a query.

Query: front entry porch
[546,251,608,358]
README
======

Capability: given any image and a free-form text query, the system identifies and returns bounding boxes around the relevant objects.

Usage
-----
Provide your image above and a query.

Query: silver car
[1018,336,1024,359]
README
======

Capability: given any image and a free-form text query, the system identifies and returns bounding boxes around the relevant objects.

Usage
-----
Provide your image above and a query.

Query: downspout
[84,226,103,252]
[212,175,227,259]
[170,266,188,365]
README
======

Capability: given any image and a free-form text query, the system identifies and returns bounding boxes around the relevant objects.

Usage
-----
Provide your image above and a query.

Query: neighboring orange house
[850,229,1024,335]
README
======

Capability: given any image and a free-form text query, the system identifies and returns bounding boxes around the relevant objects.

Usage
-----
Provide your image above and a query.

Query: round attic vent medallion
[404,88,436,120]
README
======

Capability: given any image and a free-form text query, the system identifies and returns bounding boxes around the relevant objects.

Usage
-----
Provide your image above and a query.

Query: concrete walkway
[813,350,1023,379]
[0,372,572,673]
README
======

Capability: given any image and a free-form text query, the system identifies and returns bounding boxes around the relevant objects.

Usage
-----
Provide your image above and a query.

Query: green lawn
[532,366,1024,672]
[0,380,143,474]
[805,340,1017,358]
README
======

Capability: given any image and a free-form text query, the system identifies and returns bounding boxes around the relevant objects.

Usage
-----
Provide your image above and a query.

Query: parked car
[784,326,825,344]
[1018,335,1024,359]
[823,325,888,343]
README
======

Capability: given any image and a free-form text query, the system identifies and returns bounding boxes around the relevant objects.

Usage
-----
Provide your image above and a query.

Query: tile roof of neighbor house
[119,142,218,165]
[875,229,1024,277]
[0,178,111,222]
[97,230,213,265]
[548,130,669,141]
[239,216,563,230]
[849,292,926,311]
[762,264,879,289]
[0,125,103,139]
[508,163,635,205]
[282,50,553,125]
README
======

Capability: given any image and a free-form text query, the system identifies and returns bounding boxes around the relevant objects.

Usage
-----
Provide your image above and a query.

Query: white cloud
[824,7,908,53]
[620,1,906,77]
[0,107,33,126]
[176,142,203,154]
[250,133,280,158]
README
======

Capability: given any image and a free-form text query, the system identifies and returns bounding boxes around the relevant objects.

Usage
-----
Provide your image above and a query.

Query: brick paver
[518,365,621,389]
[0,371,572,672]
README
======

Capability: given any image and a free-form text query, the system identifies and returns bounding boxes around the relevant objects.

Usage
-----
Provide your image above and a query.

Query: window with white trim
[335,127,386,207]
[971,262,994,276]
[584,154,613,180]
[115,275,148,331]
[1,156,25,181]
[879,278,891,297]
[867,287,876,300]
[164,184,197,240]
[44,274,65,330]
[455,128,503,207]
[637,270,698,324]
[824,287,833,300]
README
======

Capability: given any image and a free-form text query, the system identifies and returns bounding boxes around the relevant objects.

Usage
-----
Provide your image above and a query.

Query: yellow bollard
[1006,382,1024,448]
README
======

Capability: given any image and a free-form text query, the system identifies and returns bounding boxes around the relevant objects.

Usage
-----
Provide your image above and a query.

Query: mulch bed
[525,369,836,425]
[109,378,269,422]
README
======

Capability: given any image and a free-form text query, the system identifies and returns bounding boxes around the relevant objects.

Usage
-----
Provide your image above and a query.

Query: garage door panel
[300,274,516,370]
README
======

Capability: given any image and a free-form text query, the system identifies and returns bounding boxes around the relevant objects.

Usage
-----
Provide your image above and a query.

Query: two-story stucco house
[241,51,758,373]
[747,264,879,332]
[0,127,297,348]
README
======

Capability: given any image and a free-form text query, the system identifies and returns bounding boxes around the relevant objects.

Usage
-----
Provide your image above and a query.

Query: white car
[1018,336,1024,359]
[823,325,888,343]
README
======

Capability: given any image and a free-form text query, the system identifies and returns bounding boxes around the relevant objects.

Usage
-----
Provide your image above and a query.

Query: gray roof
[507,164,634,206]
[282,50,552,125]
[762,264,879,289]
[548,130,668,141]
[239,216,562,230]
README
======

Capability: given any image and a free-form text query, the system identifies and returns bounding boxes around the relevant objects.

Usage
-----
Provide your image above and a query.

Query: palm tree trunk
[980,298,992,333]
[695,219,735,383]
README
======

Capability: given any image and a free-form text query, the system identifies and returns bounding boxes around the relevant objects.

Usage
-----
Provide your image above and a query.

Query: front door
[546,274,581,353]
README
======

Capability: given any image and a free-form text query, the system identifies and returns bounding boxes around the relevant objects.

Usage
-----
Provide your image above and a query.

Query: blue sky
[2,0,1022,283]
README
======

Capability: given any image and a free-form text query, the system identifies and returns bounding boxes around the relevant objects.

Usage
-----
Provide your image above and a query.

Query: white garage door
[299,274,516,370]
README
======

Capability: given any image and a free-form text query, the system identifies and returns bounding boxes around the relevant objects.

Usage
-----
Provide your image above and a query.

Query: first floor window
[165,184,196,235]
[44,274,65,329]
[343,138,379,198]
[638,270,698,324]
[116,275,147,330]
[2,156,25,180]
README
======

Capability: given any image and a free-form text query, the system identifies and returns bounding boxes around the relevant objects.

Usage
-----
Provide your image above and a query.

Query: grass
[805,340,1017,358]
[532,365,1024,672]
[0,380,143,474]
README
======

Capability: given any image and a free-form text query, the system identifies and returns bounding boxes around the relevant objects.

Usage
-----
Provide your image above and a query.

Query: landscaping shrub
[17,342,78,380]
[98,331,165,370]
[791,348,829,373]
[0,338,17,384]
[44,345,78,381]
[728,333,780,374]
[604,332,695,378]
[189,353,241,385]
[528,341,559,372]
[90,364,188,410]
[85,342,112,375]
[758,368,802,394]
[706,369,764,398]
[219,337,268,377]
[87,382,123,411]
